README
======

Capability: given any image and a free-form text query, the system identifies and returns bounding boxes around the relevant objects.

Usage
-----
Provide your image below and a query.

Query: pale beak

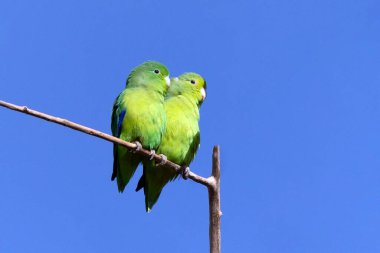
[200,87,206,101]
[165,76,171,86]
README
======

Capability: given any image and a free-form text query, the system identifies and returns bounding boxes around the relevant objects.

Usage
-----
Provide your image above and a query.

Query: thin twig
[0,100,211,187]
[0,99,222,253]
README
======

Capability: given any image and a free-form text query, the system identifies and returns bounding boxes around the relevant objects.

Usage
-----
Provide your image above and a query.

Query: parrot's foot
[149,150,156,160]
[156,154,167,166]
[180,166,190,180]
[132,141,142,153]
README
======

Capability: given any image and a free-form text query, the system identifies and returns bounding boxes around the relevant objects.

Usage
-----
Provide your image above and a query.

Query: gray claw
[181,166,190,180]
[156,154,167,166]
[132,141,142,153]
[149,150,156,160]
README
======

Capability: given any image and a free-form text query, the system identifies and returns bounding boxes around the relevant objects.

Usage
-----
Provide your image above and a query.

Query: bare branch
[209,146,221,253]
[0,99,222,253]
[0,100,210,187]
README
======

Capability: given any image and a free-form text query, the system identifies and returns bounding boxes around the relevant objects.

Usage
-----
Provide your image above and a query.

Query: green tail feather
[135,173,144,192]
[142,160,176,212]
[116,146,141,192]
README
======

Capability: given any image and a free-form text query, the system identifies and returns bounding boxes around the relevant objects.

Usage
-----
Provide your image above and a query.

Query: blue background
[1,0,380,252]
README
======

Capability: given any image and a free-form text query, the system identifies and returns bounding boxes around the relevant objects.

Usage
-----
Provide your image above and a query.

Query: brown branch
[0,100,210,185]
[0,99,221,253]
[209,146,221,253]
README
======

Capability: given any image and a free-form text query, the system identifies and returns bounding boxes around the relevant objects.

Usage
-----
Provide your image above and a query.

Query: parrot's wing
[111,93,127,181]
[111,93,126,137]
[183,131,200,168]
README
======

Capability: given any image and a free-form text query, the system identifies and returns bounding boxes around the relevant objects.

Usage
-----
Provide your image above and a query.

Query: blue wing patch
[117,109,126,137]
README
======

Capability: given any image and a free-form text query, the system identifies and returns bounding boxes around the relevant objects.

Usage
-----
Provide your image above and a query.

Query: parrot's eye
[154,69,160,74]
[190,80,196,84]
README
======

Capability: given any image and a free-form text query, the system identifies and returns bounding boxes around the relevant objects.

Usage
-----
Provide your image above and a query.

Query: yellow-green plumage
[111,61,170,192]
[137,73,207,211]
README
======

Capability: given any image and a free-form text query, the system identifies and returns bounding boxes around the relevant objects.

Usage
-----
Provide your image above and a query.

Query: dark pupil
[191,80,196,84]
[154,69,160,74]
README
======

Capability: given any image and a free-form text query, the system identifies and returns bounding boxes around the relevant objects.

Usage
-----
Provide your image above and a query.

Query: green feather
[111,61,169,192]
[138,72,207,211]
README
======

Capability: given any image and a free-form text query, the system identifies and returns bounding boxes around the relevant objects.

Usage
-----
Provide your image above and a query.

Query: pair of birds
[111,61,207,212]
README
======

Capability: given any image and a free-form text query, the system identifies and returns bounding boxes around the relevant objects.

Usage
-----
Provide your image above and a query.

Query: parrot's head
[168,72,207,106]
[126,61,170,94]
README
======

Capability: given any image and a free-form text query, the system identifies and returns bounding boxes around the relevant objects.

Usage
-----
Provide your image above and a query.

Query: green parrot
[111,61,170,192]
[136,72,207,212]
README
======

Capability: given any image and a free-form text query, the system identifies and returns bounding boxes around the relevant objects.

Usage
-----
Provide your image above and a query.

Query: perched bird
[136,72,207,211]
[111,61,170,192]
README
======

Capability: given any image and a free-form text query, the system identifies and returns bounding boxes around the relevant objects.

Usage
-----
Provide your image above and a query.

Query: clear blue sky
[1,0,380,252]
